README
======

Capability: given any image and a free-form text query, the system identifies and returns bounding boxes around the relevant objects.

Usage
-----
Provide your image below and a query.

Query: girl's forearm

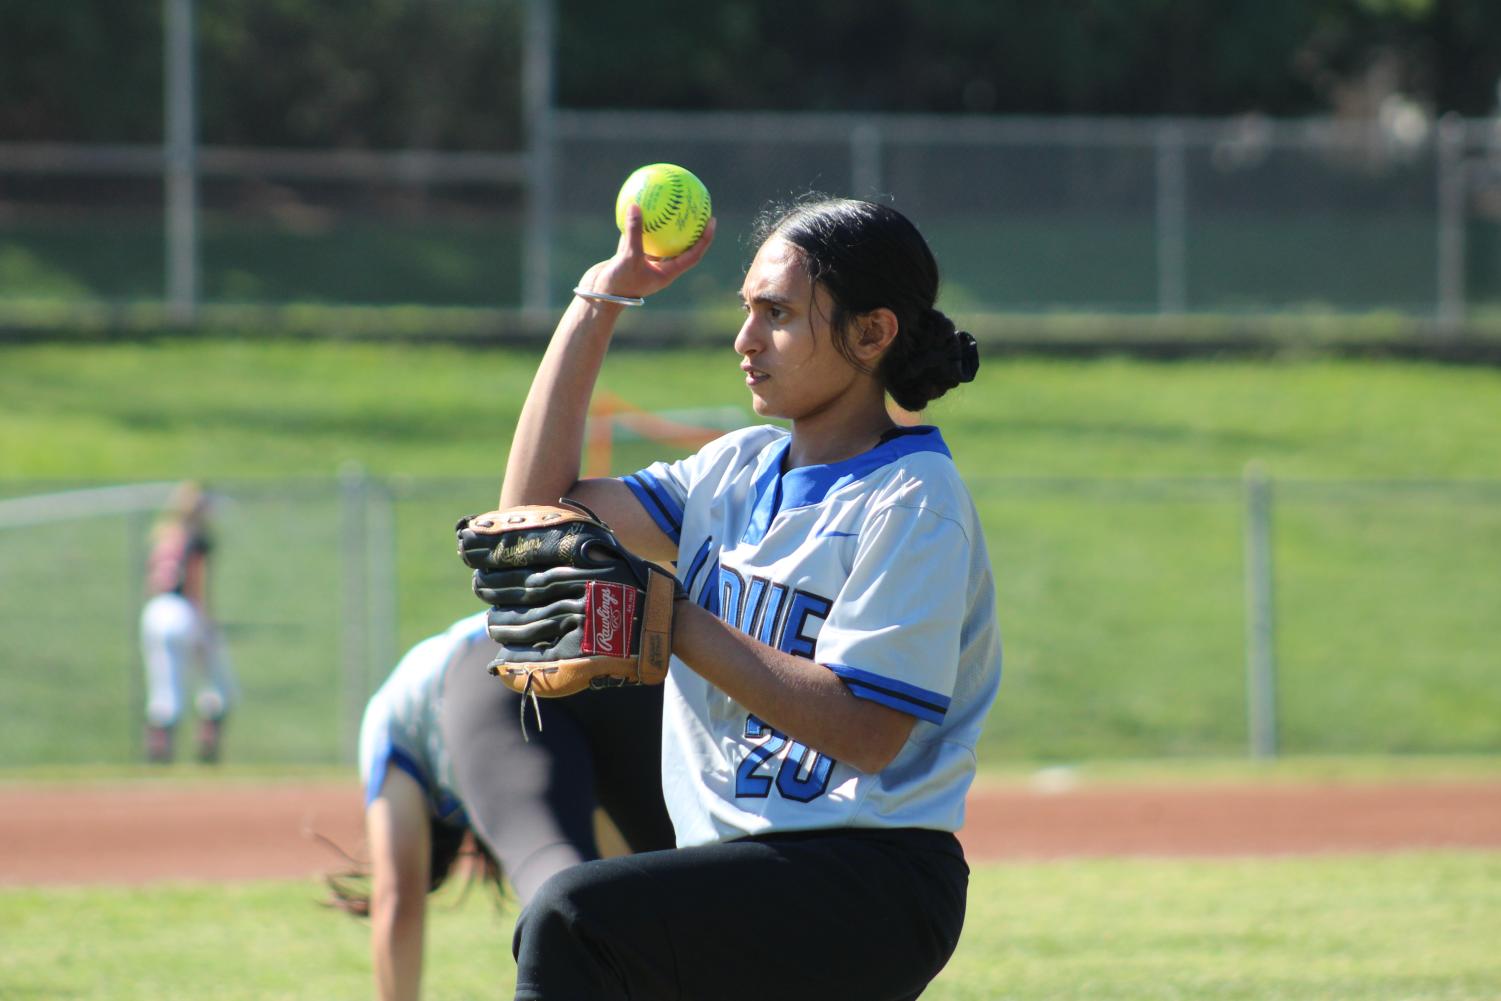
[499,295,627,507]
[371,892,424,1001]
[670,601,914,774]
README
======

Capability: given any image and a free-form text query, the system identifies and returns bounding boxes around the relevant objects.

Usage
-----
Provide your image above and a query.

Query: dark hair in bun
[751,196,978,411]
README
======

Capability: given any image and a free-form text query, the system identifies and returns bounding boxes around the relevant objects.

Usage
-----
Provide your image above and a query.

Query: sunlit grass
[2,342,1498,765]
[2,852,1497,1000]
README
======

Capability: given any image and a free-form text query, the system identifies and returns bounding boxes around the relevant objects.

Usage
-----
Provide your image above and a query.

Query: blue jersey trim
[365,740,431,808]
[682,537,715,599]
[741,441,789,545]
[367,740,466,824]
[743,427,950,546]
[433,793,468,827]
[826,663,950,725]
[623,471,684,541]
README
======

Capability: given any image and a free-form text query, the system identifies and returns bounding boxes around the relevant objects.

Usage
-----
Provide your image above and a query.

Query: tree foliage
[1,0,1497,147]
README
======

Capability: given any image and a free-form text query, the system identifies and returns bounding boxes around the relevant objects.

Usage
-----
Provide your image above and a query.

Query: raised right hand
[576,203,717,302]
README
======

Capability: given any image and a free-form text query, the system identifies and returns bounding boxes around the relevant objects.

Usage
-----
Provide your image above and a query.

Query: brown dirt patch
[959,778,1501,860]
[1,778,1498,887]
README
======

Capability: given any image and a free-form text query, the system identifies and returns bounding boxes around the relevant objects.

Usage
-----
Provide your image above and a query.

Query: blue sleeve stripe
[364,750,389,808]
[826,664,949,725]
[365,741,432,808]
[681,537,714,597]
[623,472,683,541]
[827,663,952,707]
[842,680,948,725]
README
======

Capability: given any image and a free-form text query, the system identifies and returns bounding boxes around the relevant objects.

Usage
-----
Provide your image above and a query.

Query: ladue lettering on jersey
[717,566,832,657]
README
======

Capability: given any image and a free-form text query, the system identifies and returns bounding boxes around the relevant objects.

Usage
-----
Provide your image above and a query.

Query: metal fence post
[521,0,557,321]
[365,476,398,704]
[339,463,369,766]
[1242,462,1278,759]
[1435,113,1467,334]
[163,0,198,326]
[125,509,150,759]
[850,120,883,198]
[1155,121,1187,314]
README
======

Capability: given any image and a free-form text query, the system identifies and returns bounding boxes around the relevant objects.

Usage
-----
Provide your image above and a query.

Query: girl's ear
[852,307,899,363]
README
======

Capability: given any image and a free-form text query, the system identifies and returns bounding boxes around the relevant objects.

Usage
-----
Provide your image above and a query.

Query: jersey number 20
[735,714,834,803]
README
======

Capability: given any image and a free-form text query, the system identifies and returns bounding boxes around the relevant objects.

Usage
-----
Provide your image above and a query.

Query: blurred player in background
[139,479,237,764]
[329,610,674,1001]
[493,196,1001,1001]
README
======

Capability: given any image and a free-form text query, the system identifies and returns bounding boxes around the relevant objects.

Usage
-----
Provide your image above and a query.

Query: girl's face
[734,236,862,422]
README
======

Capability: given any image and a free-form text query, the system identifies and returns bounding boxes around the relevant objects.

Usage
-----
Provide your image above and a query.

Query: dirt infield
[2,778,1498,887]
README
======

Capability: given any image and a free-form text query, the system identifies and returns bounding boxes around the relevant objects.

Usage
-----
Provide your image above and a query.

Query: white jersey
[357,611,492,827]
[624,424,1002,847]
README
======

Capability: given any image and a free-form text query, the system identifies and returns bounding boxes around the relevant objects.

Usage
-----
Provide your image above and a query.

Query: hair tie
[954,330,979,383]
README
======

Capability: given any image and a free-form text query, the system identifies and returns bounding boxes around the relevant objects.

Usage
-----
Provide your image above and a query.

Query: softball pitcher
[478,195,1002,1001]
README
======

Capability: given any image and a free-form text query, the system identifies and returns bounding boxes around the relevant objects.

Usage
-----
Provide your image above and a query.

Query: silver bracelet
[572,286,645,307]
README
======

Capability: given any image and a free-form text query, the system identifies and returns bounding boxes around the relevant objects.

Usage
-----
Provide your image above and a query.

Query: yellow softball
[615,163,712,258]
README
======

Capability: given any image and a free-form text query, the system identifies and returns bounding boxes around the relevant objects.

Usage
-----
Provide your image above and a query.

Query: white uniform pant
[140,592,237,728]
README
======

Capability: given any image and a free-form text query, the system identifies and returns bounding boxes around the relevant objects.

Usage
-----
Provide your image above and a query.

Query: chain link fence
[3,474,1497,768]
[4,112,1501,333]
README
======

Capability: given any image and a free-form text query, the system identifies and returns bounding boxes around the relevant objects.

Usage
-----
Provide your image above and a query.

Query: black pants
[512,826,969,1001]
[441,662,676,903]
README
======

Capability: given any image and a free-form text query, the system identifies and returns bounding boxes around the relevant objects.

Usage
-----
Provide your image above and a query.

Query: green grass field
[2,340,1499,766]
[6,339,1499,479]
[2,851,1497,1000]
[2,340,1498,1000]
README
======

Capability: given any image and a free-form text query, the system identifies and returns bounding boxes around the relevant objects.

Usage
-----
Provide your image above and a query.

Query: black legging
[512,826,969,1001]
[440,660,676,903]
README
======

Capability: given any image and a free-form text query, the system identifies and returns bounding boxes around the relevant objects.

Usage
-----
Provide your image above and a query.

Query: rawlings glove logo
[582,581,635,659]
[597,587,621,645]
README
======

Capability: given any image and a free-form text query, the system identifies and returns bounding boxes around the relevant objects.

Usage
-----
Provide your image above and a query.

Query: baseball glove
[456,500,682,699]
